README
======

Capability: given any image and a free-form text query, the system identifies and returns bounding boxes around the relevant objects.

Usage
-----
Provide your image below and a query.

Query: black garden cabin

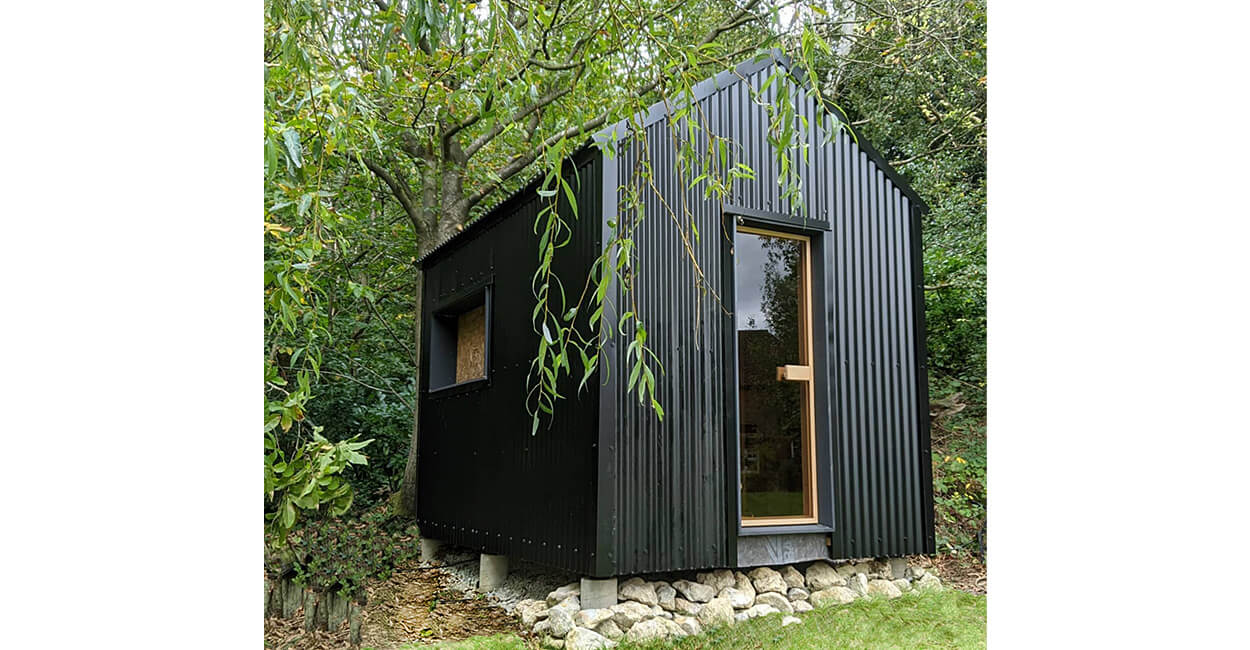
[413,51,934,581]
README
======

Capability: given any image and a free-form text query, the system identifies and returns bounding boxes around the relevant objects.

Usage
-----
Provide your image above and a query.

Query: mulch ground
[909,553,987,595]
[264,560,528,650]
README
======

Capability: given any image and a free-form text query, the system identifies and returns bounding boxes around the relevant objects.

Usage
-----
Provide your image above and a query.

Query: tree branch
[444,93,493,143]
[465,114,608,209]
[463,85,574,158]
[526,57,583,71]
[361,157,420,232]
[443,0,686,152]
[320,369,413,410]
[699,0,765,45]
[463,0,767,210]
[361,292,417,365]
[340,251,419,366]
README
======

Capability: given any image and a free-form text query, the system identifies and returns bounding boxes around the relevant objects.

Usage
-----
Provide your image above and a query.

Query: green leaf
[561,178,578,213]
[265,138,279,178]
[297,193,313,216]
[282,500,296,529]
[579,353,597,392]
[282,129,302,168]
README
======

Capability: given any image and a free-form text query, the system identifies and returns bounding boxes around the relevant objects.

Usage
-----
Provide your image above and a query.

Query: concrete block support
[479,553,508,590]
[580,577,618,610]
[420,538,442,563]
[888,557,908,580]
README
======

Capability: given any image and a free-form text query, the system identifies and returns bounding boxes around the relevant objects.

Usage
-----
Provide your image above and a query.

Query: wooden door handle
[776,365,812,381]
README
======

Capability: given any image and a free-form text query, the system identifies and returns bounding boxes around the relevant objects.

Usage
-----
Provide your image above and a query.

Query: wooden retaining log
[302,589,319,630]
[348,600,363,645]
[327,591,349,630]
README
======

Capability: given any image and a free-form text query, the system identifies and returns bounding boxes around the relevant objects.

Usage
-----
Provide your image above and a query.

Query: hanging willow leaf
[282,128,302,168]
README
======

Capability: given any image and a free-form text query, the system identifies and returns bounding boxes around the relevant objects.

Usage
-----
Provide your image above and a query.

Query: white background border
[1,1,1248,647]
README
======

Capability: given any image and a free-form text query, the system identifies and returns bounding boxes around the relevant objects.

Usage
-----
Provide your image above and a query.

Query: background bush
[269,502,421,600]
[306,377,416,509]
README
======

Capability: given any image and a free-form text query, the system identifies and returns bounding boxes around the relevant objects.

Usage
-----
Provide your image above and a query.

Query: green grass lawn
[418,589,985,650]
[412,635,530,650]
[651,590,986,649]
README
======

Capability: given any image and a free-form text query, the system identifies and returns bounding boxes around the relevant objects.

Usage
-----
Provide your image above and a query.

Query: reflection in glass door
[735,226,817,525]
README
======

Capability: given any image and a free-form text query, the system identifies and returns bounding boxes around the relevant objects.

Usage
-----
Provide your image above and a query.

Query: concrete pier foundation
[420,538,442,563]
[579,576,618,610]
[479,553,509,590]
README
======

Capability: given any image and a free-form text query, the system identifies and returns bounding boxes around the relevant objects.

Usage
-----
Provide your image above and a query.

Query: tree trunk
[397,183,470,519]
[396,268,424,518]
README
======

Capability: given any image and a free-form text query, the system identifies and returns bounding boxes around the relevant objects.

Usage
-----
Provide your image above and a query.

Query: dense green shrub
[305,377,415,508]
[824,0,987,385]
[933,444,986,555]
[271,502,421,599]
[919,175,987,384]
[928,377,987,556]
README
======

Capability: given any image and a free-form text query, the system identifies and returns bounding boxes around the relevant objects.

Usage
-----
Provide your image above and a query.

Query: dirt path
[264,561,528,650]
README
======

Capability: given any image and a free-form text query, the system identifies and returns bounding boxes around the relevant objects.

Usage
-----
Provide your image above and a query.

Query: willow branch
[465,114,609,209]
[464,0,766,210]
[361,157,420,232]
[463,85,574,158]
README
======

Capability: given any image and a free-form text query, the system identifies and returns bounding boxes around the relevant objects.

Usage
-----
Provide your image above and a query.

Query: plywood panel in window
[455,305,486,383]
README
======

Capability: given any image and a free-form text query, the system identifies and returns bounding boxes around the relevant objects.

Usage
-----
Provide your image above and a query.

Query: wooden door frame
[736,226,819,527]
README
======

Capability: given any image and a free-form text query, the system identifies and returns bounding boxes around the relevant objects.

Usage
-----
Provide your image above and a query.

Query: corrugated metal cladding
[821,110,936,558]
[415,150,605,575]
[605,53,933,571]
[606,109,735,576]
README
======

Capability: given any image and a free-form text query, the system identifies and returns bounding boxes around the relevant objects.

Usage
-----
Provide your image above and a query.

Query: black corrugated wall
[601,53,933,573]
[604,108,735,576]
[825,139,935,558]
[416,151,605,574]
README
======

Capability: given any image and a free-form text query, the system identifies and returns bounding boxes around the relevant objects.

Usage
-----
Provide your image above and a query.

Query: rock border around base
[517,558,944,647]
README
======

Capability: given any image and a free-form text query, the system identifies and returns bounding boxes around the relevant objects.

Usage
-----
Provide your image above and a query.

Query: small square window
[429,287,490,391]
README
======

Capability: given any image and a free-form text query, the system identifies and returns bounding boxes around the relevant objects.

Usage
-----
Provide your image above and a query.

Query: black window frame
[427,282,493,395]
[725,208,837,537]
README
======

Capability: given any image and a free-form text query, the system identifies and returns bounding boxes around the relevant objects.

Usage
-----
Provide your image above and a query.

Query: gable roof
[418,49,928,267]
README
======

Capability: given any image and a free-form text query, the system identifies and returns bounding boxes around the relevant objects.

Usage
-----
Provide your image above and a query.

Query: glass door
[735,226,817,526]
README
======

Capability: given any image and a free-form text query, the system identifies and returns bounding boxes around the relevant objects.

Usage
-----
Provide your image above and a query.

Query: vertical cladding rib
[885,184,901,556]
[884,185,898,554]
